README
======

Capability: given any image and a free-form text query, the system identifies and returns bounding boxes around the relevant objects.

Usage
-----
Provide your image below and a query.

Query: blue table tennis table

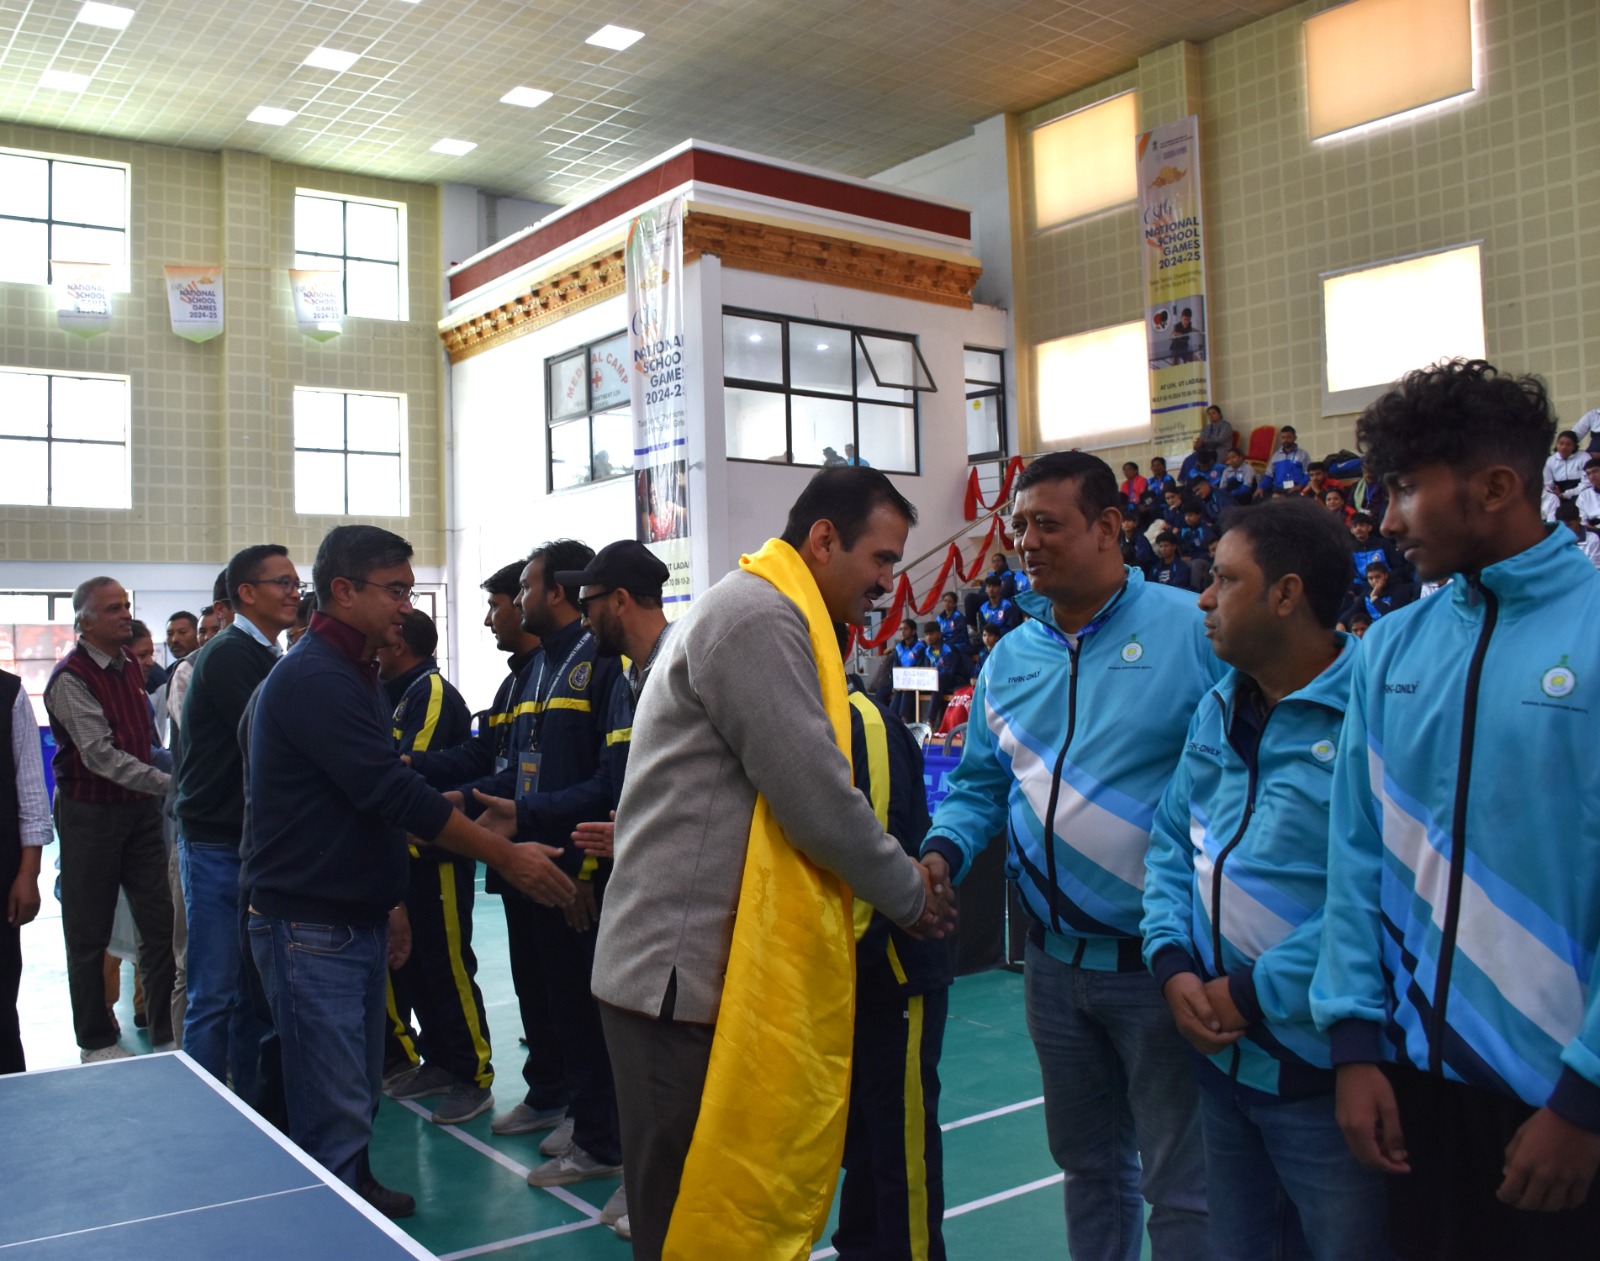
[0,1051,436,1260]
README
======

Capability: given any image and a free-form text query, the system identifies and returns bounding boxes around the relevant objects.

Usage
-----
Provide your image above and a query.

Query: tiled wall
[1018,0,1600,472]
[0,122,443,567]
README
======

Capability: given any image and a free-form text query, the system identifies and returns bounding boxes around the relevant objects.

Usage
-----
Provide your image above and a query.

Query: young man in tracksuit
[833,680,953,1261]
[1311,360,1600,1260]
[922,452,1224,1261]
[377,609,491,1127]
[1141,499,1388,1260]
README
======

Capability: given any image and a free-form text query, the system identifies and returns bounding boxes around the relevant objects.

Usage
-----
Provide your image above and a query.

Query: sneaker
[526,1144,623,1187]
[386,1062,454,1101]
[539,1115,576,1158]
[381,1061,421,1092]
[613,1214,631,1241]
[357,1177,415,1220]
[491,1102,567,1136]
[599,1184,626,1227]
[80,1044,132,1063]
[430,1084,494,1126]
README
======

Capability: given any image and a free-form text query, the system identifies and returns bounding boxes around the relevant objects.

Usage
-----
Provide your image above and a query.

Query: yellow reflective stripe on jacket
[606,727,632,747]
[847,691,890,942]
[411,674,445,753]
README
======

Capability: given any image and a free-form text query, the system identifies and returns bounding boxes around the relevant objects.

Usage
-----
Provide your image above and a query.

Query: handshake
[907,852,959,940]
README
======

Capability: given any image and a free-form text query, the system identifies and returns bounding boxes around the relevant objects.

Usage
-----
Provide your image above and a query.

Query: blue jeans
[1199,1083,1392,1261]
[1023,937,1207,1261]
[247,914,386,1188]
[179,838,270,1104]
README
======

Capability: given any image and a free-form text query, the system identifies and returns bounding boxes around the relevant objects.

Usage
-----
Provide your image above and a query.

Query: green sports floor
[16,868,1152,1259]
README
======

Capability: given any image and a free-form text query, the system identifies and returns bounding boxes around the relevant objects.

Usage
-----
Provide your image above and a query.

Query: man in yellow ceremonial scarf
[592,467,957,1260]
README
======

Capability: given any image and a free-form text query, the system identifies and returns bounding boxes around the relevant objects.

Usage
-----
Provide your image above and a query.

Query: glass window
[292,388,407,516]
[1033,322,1150,449]
[0,591,82,723]
[964,346,1007,462]
[1031,93,1138,230]
[544,331,635,492]
[0,369,130,508]
[0,150,128,287]
[722,310,928,473]
[293,191,405,320]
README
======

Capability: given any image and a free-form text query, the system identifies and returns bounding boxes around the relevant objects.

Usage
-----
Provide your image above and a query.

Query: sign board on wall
[52,261,112,338]
[288,269,344,342]
[164,266,223,342]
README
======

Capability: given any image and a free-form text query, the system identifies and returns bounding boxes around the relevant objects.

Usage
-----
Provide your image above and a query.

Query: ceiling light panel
[429,138,476,155]
[500,86,553,109]
[247,105,296,125]
[585,25,644,51]
[40,70,92,92]
[77,2,136,30]
[303,47,362,73]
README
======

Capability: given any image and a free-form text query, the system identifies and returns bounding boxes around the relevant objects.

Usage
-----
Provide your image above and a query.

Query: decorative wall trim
[440,248,626,363]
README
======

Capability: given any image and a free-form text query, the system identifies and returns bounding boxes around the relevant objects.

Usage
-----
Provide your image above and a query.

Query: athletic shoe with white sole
[431,1084,494,1126]
[491,1102,568,1135]
[387,1062,455,1100]
[525,1145,623,1187]
[613,1214,630,1241]
[539,1115,576,1158]
[599,1184,626,1226]
[80,1044,132,1063]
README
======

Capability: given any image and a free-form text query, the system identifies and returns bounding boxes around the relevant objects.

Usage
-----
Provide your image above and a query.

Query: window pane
[347,453,402,516]
[345,201,399,262]
[854,341,912,405]
[52,161,125,228]
[789,323,851,395]
[1032,92,1138,228]
[550,419,591,489]
[0,594,51,621]
[296,195,345,255]
[966,394,1003,459]
[50,223,124,267]
[858,334,934,390]
[549,354,588,420]
[790,394,853,467]
[295,450,346,514]
[964,347,1003,384]
[294,390,345,449]
[0,219,48,284]
[722,314,783,383]
[346,259,400,320]
[0,439,48,505]
[0,372,48,437]
[51,440,129,507]
[346,393,401,453]
[590,409,633,480]
[857,403,917,474]
[0,154,48,219]
[294,252,342,272]
[589,334,631,412]
[51,376,126,442]
[724,388,786,461]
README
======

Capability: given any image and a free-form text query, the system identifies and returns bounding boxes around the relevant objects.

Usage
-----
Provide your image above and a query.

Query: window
[722,311,931,473]
[1031,92,1138,230]
[1033,322,1149,449]
[964,348,1007,462]
[1306,0,1475,141]
[0,151,129,288]
[0,369,131,508]
[294,191,405,320]
[1321,244,1485,412]
[0,590,79,724]
[545,331,634,492]
[293,388,407,516]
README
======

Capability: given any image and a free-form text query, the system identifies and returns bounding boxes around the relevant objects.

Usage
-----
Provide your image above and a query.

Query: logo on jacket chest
[569,661,592,691]
[1541,658,1577,699]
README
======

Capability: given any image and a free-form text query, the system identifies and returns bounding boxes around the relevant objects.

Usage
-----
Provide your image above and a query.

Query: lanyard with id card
[520,751,542,795]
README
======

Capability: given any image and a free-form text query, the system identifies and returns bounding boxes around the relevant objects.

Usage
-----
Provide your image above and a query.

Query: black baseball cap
[555,539,669,600]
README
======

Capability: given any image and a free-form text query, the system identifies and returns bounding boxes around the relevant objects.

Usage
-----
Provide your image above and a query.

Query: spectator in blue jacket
[974,577,1022,635]
[1179,505,1218,588]
[1160,486,1188,531]
[974,621,1000,673]
[935,591,970,657]
[1143,496,1386,1261]
[1119,514,1156,576]
[1188,476,1223,523]
[1218,447,1258,507]
[920,621,971,727]
[1311,359,1600,1260]
[1257,427,1312,497]
[1152,532,1193,590]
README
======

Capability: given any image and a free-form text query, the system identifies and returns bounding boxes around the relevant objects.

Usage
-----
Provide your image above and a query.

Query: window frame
[0,148,131,290]
[543,329,633,495]
[721,308,930,474]
[293,189,408,322]
[963,346,1008,464]
[0,367,132,508]
[291,386,409,517]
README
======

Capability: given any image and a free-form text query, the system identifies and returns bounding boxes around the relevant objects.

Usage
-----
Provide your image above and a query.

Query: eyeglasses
[343,577,415,604]
[575,589,614,612]
[246,576,308,594]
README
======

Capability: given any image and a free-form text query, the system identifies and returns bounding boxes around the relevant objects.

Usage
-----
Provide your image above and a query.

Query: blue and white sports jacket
[1143,636,1358,1097]
[923,570,1223,969]
[1311,527,1600,1130]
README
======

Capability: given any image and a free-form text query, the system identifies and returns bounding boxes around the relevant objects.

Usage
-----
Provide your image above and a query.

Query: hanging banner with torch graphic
[164,266,224,342]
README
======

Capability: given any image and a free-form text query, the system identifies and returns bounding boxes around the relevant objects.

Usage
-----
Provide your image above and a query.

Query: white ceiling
[0,0,1301,205]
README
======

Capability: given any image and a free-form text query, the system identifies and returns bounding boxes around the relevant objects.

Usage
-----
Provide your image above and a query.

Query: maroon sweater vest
[47,644,155,804]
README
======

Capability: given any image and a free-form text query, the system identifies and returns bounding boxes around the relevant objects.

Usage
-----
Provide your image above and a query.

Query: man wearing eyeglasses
[172,544,303,1106]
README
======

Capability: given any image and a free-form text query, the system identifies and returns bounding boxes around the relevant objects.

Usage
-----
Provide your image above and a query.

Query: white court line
[808,1173,1064,1259]
[436,1217,606,1260]
[939,1095,1043,1132]
[0,1185,322,1251]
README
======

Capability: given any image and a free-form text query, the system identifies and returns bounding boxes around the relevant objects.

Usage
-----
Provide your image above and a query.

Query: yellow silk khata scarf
[662,537,857,1259]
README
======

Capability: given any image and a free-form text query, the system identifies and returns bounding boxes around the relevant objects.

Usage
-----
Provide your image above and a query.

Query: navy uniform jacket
[409,647,538,789]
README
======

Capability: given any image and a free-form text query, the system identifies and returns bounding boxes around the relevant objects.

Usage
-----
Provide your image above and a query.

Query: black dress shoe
[357,1177,416,1219]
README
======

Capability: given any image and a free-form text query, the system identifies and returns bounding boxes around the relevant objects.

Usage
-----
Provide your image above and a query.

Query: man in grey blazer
[592,467,955,1258]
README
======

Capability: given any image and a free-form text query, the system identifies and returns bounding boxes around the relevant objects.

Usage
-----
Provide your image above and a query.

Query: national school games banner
[626,196,693,610]
[164,266,223,343]
[52,261,112,338]
[288,269,343,342]
[1137,116,1212,443]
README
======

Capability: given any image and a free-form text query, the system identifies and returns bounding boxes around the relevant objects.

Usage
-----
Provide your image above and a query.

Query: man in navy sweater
[243,525,575,1212]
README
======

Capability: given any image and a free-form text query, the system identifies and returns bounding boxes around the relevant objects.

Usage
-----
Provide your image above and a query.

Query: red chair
[1246,425,1276,469]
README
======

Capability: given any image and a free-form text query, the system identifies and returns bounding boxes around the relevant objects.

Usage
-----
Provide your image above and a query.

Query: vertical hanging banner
[52,261,113,338]
[288,269,344,342]
[1138,116,1212,443]
[164,266,224,343]
[626,196,694,610]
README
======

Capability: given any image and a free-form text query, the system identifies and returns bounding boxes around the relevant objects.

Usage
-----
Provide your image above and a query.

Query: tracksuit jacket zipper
[1214,694,1268,1080]
[1429,576,1498,1074]
[1039,642,1079,933]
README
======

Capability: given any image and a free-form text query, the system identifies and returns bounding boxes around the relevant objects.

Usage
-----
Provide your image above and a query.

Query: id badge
[520,752,542,796]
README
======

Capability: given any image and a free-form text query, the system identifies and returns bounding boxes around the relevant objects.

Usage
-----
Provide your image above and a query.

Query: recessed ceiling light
[76,2,135,30]
[585,24,643,51]
[40,70,91,92]
[429,138,477,156]
[247,105,296,126]
[303,46,361,73]
[500,86,553,109]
